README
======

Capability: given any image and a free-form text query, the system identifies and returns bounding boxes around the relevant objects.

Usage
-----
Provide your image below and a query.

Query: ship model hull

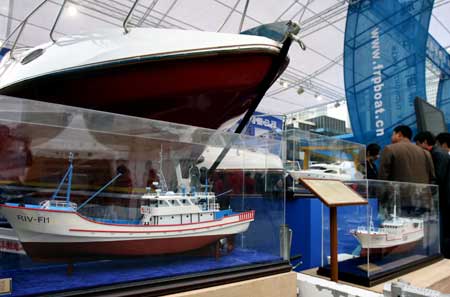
[359,240,422,257]
[0,203,254,261]
[352,219,424,257]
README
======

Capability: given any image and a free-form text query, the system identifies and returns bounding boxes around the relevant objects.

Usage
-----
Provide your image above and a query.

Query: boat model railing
[1,0,140,60]
[143,190,221,211]
[40,199,77,210]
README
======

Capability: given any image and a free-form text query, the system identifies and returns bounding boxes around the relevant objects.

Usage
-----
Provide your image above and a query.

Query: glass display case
[318,180,440,286]
[0,96,288,296]
[283,129,366,189]
[282,129,366,269]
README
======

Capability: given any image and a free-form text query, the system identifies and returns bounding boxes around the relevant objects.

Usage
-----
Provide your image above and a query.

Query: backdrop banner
[344,0,434,146]
[437,76,450,124]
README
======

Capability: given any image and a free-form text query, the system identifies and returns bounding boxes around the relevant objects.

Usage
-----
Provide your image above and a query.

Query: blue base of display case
[1,249,281,296]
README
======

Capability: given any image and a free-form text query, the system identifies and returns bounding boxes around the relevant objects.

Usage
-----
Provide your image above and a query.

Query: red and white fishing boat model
[0,156,255,261]
[351,215,424,256]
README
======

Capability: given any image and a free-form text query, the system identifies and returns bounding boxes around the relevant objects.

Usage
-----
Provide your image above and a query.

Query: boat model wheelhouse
[0,155,255,261]
[0,0,303,131]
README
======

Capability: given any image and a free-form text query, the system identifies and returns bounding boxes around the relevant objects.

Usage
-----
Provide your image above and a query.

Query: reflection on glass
[319,180,439,285]
[0,96,286,295]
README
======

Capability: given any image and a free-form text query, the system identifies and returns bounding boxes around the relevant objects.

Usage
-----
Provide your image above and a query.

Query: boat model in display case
[0,0,304,131]
[286,162,354,181]
[351,184,425,256]
[351,216,424,256]
[0,155,255,261]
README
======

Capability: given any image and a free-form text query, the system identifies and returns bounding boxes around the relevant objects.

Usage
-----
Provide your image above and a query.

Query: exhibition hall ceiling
[1,0,450,115]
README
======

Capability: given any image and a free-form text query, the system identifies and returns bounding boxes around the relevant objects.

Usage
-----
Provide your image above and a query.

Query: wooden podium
[300,178,367,282]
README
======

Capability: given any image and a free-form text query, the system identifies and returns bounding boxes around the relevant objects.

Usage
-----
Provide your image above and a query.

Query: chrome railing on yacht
[1,0,140,59]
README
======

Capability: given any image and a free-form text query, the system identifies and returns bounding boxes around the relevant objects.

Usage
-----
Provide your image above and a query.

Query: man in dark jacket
[379,125,435,184]
[365,143,380,179]
[378,125,435,216]
[414,131,450,257]
[414,131,449,188]
[436,132,450,153]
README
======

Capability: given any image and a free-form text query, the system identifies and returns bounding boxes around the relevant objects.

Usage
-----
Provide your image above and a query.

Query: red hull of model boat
[0,52,285,129]
[23,234,228,261]
[360,239,422,258]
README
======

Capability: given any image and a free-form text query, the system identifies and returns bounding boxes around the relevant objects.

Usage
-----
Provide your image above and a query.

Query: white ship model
[0,155,254,261]
[351,204,424,256]
[285,161,354,181]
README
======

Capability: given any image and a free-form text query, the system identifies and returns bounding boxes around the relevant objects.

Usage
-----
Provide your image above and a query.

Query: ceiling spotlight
[315,94,323,101]
[297,86,304,95]
[67,4,78,17]
[334,101,341,108]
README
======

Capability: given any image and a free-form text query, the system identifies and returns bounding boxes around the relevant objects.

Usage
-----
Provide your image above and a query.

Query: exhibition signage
[437,76,450,123]
[427,34,450,125]
[344,0,434,146]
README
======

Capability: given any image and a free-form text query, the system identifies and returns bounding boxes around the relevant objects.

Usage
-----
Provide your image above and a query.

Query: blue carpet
[0,249,281,296]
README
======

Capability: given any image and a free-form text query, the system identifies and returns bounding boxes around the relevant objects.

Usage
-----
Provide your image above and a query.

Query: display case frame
[0,96,290,296]
[317,179,441,286]
[282,129,366,194]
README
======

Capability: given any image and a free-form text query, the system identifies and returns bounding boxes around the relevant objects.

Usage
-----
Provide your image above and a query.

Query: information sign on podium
[300,178,367,282]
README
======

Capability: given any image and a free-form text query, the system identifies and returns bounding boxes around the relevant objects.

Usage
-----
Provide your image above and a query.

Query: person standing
[436,132,450,153]
[379,125,435,184]
[378,125,435,216]
[417,131,450,258]
[414,131,449,188]
[365,143,380,179]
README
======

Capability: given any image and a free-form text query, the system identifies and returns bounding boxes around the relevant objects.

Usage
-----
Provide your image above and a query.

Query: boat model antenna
[158,145,168,192]
[393,184,398,220]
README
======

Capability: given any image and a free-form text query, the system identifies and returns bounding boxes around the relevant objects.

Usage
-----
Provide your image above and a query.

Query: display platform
[166,271,297,297]
[317,252,442,287]
[1,249,287,296]
[300,258,450,295]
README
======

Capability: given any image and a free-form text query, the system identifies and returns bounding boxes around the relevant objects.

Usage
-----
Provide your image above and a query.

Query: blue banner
[344,0,434,146]
[429,34,450,126]
[427,35,450,76]
[437,76,450,123]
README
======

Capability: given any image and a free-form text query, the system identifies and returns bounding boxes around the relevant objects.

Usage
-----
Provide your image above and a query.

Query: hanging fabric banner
[427,35,450,76]
[429,34,450,125]
[344,0,434,146]
[437,76,450,123]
